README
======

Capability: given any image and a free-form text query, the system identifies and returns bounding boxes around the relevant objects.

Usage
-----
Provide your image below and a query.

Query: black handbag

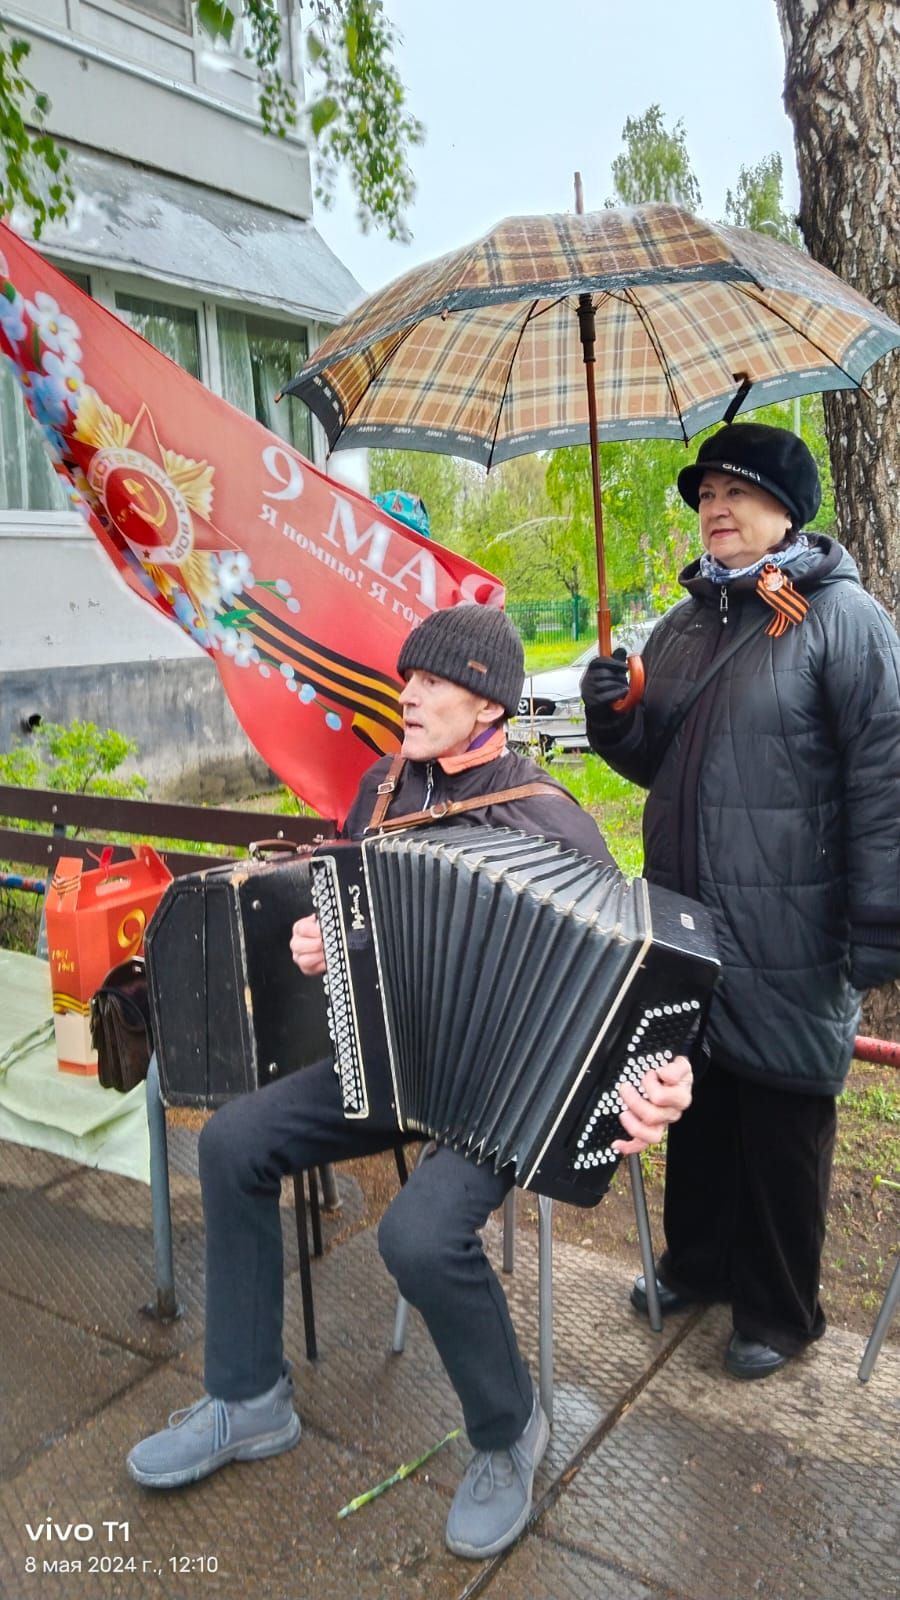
[90,957,153,1093]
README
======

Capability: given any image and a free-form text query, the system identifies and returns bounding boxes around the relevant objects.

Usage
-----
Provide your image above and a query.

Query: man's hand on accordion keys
[612,1054,694,1157]
[290,914,326,976]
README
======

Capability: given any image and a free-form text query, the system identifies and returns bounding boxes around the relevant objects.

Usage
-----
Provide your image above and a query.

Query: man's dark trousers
[199,1059,534,1450]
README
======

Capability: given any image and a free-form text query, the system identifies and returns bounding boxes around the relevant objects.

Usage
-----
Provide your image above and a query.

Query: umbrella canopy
[287,203,900,463]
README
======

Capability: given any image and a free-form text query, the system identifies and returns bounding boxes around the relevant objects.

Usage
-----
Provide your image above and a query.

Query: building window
[0,269,93,512]
[217,308,311,460]
[118,0,191,29]
[0,364,70,512]
[115,292,201,378]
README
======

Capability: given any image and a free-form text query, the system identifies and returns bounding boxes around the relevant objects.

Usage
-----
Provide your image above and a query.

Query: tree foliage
[0,720,146,799]
[368,447,469,545]
[303,0,423,241]
[0,22,73,239]
[608,104,702,210]
[724,152,800,246]
[457,458,569,601]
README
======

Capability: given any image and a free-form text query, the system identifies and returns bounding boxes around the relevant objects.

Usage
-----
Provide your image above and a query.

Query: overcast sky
[313,0,800,298]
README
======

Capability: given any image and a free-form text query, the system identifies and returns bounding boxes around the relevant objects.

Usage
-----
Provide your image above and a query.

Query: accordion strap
[370,779,572,835]
[367,753,407,830]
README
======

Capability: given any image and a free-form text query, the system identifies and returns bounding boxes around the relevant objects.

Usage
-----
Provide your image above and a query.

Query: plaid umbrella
[285,201,900,657]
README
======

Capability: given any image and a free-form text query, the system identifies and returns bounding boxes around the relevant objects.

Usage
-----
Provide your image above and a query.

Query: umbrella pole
[573,172,644,709]
[576,293,613,655]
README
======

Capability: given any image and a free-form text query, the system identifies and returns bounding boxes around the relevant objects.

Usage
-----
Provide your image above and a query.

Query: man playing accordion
[127,605,694,1560]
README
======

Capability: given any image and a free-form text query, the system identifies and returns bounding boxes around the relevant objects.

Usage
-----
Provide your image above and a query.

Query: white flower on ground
[24,291,82,361]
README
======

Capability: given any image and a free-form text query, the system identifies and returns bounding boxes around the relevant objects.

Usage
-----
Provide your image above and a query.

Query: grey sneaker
[127,1364,301,1488]
[446,1393,550,1560]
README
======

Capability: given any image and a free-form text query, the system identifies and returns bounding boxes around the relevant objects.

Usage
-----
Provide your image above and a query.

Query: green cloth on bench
[0,948,150,1182]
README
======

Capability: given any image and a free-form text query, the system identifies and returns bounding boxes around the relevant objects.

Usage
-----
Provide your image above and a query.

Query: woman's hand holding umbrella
[581,648,642,717]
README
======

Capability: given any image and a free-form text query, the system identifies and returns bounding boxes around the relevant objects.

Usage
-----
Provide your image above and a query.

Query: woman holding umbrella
[582,420,900,1379]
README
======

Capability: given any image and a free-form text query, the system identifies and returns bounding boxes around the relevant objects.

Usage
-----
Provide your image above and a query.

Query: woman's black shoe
[724,1332,788,1380]
[629,1274,696,1316]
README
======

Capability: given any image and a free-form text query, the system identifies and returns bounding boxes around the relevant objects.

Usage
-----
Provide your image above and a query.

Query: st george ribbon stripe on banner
[235,590,405,748]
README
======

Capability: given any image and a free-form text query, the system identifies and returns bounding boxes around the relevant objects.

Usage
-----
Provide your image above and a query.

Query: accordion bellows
[309,827,719,1206]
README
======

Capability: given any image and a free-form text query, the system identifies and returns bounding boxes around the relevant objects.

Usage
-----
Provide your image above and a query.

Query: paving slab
[490,1306,900,1600]
[0,1166,207,1360]
[0,1142,81,1192]
[0,1295,152,1480]
[0,1361,480,1600]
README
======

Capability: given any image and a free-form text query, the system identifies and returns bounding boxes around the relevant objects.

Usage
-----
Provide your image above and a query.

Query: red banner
[0,224,503,823]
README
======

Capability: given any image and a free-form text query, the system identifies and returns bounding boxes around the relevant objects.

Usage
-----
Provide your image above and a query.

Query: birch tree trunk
[774,1,900,1042]
[774,0,900,619]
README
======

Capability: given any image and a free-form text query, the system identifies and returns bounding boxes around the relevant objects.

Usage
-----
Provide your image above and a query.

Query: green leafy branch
[0,21,74,239]
[196,0,298,139]
[196,0,422,240]
[304,0,423,241]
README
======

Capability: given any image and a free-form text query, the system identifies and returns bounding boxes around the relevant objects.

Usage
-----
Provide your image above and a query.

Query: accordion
[146,826,719,1207]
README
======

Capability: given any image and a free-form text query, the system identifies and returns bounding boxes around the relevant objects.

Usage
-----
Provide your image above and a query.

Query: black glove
[581,648,629,715]
[849,945,900,992]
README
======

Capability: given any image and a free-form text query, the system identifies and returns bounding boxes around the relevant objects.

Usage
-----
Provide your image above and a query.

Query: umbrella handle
[611,653,645,714]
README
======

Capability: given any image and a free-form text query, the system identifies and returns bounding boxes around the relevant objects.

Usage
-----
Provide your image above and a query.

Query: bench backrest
[0,785,335,877]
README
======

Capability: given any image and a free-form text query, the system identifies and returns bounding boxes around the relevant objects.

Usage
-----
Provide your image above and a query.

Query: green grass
[836,1064,900,1178]
[549,754,645,876]
[523,641,587,672]
[838,1080,900,1125]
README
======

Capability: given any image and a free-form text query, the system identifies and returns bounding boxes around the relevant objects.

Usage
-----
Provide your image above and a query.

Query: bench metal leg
[319,1164,340,1211]
[392,1141,436,1353]
[629,1153,662,1333]
[144,1054,179,1322]
[308,1167,323,1258]
[538,1195,553,1424]
[858,1257,900,1382]
[502,1187,516,1273]
[292,1173,318,1361]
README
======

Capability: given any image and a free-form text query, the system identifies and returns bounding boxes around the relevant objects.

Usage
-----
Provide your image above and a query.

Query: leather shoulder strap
[366,753,406,830]
[369,781,569,835]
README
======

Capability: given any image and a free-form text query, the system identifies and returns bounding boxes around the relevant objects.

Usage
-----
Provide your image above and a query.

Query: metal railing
[507,592,651,644]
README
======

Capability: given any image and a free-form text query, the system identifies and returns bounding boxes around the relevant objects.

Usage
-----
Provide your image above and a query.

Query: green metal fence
[507,593,650,644]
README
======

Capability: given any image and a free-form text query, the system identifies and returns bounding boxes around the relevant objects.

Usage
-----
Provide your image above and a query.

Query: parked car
[509,618,656,756]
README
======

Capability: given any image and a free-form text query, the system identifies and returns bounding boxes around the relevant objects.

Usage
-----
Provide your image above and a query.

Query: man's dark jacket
[586,537,900,1094]
[344,744,613,865]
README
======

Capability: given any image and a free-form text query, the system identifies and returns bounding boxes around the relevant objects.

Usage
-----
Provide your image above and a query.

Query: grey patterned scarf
[699,533,810,586]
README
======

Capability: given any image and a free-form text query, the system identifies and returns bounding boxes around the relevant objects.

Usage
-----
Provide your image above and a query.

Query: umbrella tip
[574,171,584,215]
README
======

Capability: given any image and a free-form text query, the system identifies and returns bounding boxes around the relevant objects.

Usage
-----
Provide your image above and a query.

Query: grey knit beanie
[397,605,525,716]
